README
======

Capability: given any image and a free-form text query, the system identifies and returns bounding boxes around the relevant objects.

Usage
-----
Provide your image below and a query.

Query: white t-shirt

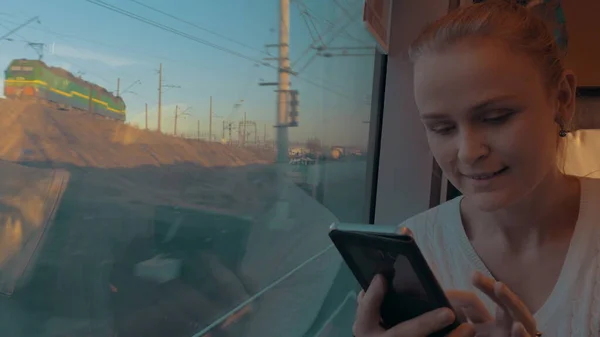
[563,130,600,179]
[402,177,600,337]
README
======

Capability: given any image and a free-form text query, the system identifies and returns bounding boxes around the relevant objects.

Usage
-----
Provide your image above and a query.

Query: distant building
[289,147,308,156]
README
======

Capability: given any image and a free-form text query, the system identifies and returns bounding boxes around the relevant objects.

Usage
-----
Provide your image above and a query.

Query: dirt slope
[0,99,277,217]
[0,99,272,168]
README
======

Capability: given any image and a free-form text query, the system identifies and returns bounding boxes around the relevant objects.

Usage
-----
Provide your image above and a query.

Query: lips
[463,167,508,180]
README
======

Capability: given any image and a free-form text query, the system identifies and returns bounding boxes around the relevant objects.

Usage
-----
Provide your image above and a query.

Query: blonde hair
[408,0,565,91]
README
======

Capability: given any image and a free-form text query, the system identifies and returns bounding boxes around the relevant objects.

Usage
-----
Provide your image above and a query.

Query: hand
[447,271,538,337]
[354,274,475,337]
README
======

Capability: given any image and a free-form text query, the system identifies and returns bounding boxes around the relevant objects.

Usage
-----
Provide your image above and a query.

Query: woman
[353,1,599,336]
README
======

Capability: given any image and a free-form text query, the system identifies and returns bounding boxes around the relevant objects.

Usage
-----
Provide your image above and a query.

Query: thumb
[355,274,387,333]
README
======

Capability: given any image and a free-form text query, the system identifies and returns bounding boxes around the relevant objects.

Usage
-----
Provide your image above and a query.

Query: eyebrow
[420,94,518,120]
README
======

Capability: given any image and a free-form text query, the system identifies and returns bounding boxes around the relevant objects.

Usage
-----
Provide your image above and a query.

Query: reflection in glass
[0,1,378,336]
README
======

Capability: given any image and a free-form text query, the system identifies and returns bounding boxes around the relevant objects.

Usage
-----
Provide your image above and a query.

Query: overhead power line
[128,0,268,56]
[332,0,354,22]
[0,16,40,43]
[1,17,216,78]
[291,5,345,67]
[85,0,264,65]
[294,1,369,75]
[85,0,351,98]
[295,12,357,74]
[294,1,324,46]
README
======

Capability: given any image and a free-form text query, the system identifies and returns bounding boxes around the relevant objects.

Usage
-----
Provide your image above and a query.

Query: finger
[357,290,365,304]
[473,273,537,336]
[447,290,493,324]
[471,271,502,304]
[354,274,386,335]
[494,281,536,334]
[386,307,456,337]
[472,321,495,336]
[399,226,414,237]
[475,307,521,337]
[494,305,512,332]
[472,272,512,318]
[511,322,531,337]
[448,323,476,337]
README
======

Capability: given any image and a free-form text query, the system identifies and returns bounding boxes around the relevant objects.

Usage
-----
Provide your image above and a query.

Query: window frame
[364,50,389,224]
[302,47,389,337]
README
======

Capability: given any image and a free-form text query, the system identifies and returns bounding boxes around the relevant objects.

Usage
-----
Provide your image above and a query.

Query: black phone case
[329,229,460,337]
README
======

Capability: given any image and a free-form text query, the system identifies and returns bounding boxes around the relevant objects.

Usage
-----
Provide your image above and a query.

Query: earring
[559,129,568,137]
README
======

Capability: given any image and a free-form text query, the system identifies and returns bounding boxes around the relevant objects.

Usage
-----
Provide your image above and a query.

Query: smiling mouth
[463,167,509,180]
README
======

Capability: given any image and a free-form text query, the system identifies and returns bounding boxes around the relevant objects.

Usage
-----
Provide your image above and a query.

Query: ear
[555,70,577,129]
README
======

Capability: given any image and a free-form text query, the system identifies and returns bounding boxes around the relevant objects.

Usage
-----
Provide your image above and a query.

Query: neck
[462,170,580,252]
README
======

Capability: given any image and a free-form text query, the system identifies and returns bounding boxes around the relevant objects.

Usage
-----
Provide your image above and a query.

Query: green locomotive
[3,59,126,121]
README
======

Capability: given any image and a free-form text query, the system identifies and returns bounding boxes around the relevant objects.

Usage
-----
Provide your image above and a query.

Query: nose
[457,128,489,165]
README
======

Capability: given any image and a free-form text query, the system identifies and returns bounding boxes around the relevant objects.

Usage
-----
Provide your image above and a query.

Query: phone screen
[346,244,437,323]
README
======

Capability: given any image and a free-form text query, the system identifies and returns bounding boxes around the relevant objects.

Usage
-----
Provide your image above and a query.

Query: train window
[0,1,382,336]
[10,66,33,71]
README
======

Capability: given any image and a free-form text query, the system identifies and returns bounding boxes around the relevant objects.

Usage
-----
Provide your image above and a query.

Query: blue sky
[0,0,377,147]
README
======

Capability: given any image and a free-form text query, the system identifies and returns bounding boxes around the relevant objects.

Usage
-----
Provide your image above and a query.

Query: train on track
[3,59,126,121]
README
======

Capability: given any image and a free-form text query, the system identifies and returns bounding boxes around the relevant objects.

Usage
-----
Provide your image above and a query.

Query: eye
[482,110,514,124]
[427,123,456,135]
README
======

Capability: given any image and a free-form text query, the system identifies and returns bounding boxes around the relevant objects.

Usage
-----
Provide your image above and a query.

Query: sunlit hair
[408,0,565,92]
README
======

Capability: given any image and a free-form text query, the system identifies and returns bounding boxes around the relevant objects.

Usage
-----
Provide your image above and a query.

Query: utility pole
[174,105,178,135]
[116,77,120,97]
[158,63,162,132]
[157,63,180,133]
[174,105,191,136]
[261,1,292,159]
[243,111,247,146]
[276,0,290,162]
[208,96,213,142]
[238,117,258,147]
[254,123,258,145]
[145,103,148,129]
[222,120,226,141]
[224,121,236,145]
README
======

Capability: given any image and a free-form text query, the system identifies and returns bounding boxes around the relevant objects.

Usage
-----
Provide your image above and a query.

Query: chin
[461,189,522,212]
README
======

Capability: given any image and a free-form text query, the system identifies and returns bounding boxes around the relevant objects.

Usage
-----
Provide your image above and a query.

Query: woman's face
[413,39,574,211]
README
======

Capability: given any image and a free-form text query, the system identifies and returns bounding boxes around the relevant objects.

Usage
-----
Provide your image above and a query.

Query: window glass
[0,1,379,336]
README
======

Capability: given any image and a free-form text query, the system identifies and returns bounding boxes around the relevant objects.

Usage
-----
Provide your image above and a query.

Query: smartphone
[328,223,460,336]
